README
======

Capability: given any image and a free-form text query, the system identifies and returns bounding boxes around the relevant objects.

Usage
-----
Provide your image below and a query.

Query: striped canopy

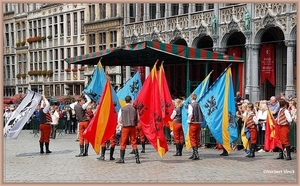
[65,41,244,66]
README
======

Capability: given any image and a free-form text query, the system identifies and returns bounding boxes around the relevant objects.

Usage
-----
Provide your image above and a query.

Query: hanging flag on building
[117,71,142,107]
[182,70,212,150]
[133,61,168,158]
[260,44,275,86]
[83,80,117,155]
[84,60,121,112]
[4,90,42,139]
[199,65,238,153]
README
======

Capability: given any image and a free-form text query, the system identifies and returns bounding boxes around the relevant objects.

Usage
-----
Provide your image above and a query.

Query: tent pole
[186,60,190,97]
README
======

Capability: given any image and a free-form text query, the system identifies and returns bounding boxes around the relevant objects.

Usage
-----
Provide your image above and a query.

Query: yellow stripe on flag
[222,69,231,153]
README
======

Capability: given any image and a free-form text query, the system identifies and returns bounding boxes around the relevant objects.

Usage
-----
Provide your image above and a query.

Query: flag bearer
[245,103,259,158]
[39,95,52,154]
[170,98,184,156]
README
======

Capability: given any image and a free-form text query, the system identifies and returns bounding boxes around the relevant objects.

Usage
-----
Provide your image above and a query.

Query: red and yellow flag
[158,62,174,130]
[83,80,117,155]
[264,108,282,151]
[133,61,168,157]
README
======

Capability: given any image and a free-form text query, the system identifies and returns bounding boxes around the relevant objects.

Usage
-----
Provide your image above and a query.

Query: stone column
[95,31,99,52]
[95,4,100,20]
[178,3,183,15]
[117,3,122,17]
[250,44,260,102]
[285,40,296,97]
[156,3,160,19]
[136,4,140,22]
[105,30,110,49]
[106,4,111,18]
[126,66,131,81]
[85,4,90,22]
[244,44,251,100]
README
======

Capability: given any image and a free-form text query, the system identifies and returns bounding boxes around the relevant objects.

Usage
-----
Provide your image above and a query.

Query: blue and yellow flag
[84,61,121,112]
[199,66,238,153]
[182,71,212,150]
[117,71,142,107]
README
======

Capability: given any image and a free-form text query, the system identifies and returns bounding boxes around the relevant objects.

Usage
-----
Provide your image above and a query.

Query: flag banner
[83,81,117,155]
[158,62,174,128]
[241,119,250,154]
[4,90,42,139]
[84,61,121,112]
[133,61,168,158]
[260,44,275,86]
[199,66,238,153]
[182,71,212,150]
[264,108,282,151]
[117,71,142,107]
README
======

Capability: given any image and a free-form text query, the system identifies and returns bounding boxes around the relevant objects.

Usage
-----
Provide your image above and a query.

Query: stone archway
[170,37,188,46]
[255,26,286,100]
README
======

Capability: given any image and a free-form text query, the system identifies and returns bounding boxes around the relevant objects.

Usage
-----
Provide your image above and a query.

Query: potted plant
[79,67,85,71]
[21,41,26,46]
[72,68,78,72]
[46,70,53,76]
[16,73,22,79]
[47,35,52,39]
[41,70,47,76]
[16,42,20,47]
[22,74,27,78]
[65,68,71,72]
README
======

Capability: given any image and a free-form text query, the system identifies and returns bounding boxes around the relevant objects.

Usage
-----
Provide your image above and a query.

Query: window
[5,33,9,46]
[171,4,179,16]
[99,32,106,50]
[5,24,9,32]
[183,4,189,14]
[73,47,78,57]
[208,3,214,9]
[89,33,95,45]
[55,49,58,60]
[60,48,64,59]
[111,3,117,17]
[100,3,106,19]
[80,11,84,34]
[149,4,156,19]
[195,4,203,12]
[81,46,85,55]
[110,31,117,48]
[74,12,77,35]
[160,4,165,18]
[67,48,71,58]
[89,4,95,21]
[67,14,71,36]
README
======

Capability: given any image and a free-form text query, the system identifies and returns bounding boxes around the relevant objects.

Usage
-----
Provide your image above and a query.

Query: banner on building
[260,44,275,86]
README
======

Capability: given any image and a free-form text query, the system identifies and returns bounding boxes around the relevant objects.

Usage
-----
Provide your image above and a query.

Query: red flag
[133,61,168,157]
[264,108,282,151]
[83,81,117,155]
[158,62,174,128]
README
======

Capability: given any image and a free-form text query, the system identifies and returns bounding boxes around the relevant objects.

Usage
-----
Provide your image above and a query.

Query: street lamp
[65,85,70,95]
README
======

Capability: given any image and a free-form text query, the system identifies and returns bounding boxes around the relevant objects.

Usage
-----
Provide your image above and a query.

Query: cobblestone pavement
[2,130,298,183]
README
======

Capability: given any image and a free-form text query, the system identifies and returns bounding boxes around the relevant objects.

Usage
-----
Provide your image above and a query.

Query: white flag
[3,90,42,139]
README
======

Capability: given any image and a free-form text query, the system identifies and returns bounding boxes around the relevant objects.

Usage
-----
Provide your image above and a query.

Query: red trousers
[248,128,258,144]
[136,123,145,142]
[39,124,51,143]
[78,121,89,145]
[120,126,137,150]
[101,133,116,147]
[173,122,184,144]
[189,123,201,147]
[279,125,290,146]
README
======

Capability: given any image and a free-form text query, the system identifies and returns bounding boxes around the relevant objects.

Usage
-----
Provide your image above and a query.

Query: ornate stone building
[123,3,297,102]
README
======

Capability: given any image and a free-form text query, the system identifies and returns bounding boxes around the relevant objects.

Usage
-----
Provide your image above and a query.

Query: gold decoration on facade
[73,74,77,80]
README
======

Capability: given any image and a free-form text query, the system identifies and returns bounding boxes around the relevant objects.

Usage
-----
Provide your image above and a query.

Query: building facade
[123,3,297,102]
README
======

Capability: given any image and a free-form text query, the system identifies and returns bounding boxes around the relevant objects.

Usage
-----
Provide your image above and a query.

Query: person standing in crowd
[235,91,242,104]
[256,100,268,152]
[116,96,140,164]
[187,93,203,160]
[39,95,52,154]
[269,96,280,119]
[71,107,77,134]
[170,98,184,156]
[289,100,297,124]
[74,94,91,157]
[50,106,60,139]
[62,106,72,134]
[245,103,259,158]
[276,99,293,160]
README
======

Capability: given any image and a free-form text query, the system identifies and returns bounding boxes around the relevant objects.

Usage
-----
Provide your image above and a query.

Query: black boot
[285,146,292,160]
[220,148,228,156]
[45,142,52,153]
[248,144,255,158]
[141,142,145,153]
[116,150,125,163]
[39,142,44,154]
[83,144,89,156]
[75,145,84,157]
[189,147,195,159]
[129,149,135,154]
[179,143,183,156]
[275,146,284,159]
[134,149,140,164]
[192,147,200,160]
[97,146,106,160]
[110,146,115,160]
[173,143,181,156]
